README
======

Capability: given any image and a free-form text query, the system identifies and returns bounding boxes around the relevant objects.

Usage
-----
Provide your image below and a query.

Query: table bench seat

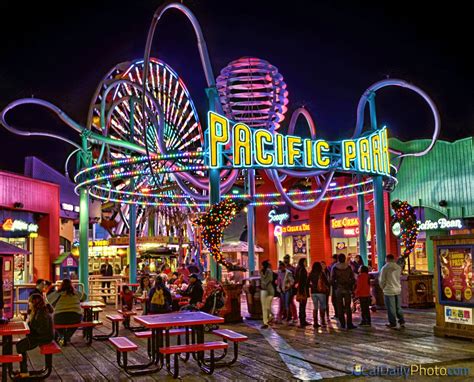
[159,341,227,355]
[39,342,61,355]
[135,328,186,339]
[212,329,248,342]
[109,337,138,352]
[106,315,124,322]
[117,310,137,316]
[0,354,22,363]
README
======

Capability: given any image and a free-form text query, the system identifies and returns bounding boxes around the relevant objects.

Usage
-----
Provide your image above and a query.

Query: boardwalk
[15,299,474,381]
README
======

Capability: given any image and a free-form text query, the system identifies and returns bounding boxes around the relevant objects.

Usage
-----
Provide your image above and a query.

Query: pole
[78,135,90,296]
[247,169,256,275]
[368,93,387,268]
[128,99,137,284]
[205,87,221,280]
[357,193,368,265]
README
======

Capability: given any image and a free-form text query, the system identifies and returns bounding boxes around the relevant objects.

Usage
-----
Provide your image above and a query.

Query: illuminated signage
[281,223,310,234]
[268,210,289,225]
[0,218,38,233]
[88,240,109,247]
[331,216,359,229]
[418,218,463,231]
[208,111,390,177]
[392,222,401,237]
[274,225,283,246]
[61,203,80,213]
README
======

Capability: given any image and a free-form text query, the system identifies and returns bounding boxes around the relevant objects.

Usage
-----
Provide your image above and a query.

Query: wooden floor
[10,298,474,381]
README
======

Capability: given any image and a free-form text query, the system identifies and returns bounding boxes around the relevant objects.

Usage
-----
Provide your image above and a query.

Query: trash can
[243,276,262,320]
[221,283,243,323]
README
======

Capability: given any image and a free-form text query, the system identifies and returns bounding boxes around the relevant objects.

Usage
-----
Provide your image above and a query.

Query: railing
[88,276,123,308]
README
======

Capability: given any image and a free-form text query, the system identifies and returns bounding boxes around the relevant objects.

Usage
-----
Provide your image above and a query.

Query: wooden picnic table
[0,321,29,382]
[80,301,106,322]
[131,311,224,375]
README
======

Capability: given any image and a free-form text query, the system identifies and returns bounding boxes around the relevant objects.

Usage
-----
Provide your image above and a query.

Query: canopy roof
[0,240,30,255]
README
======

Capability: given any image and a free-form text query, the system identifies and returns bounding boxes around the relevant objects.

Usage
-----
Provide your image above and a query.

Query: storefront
[329,211,371,260]
[0,171,60,281]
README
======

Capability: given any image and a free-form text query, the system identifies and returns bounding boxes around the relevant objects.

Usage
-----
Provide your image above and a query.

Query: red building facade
[0,171,60,280]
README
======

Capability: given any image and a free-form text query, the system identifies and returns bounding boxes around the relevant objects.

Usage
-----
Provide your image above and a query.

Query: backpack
[317,274,329,294]
[151,288,165,306]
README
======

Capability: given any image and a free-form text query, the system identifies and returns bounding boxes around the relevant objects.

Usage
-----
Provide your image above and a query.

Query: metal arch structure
[0,2,441,289]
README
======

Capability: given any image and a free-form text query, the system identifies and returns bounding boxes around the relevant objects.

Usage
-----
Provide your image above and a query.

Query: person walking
[328,254,339,319]
[331,254,356,329]
[283,254,298,324]
[15,294,54,377]
[379,254,406,329]
[260,260,274,329]
[355,265,371,326]
[100,258,113,303]
[308,262,330,328]
[295,258,310,327]
[321,261,331,321]
[276,261,295,325]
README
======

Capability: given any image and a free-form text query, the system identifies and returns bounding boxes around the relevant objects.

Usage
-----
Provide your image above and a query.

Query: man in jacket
[276,261,295,324]
[100,259,113,303]
[331,253,356,329]
[181,274,204,306]
[379,254,406,328]
[283,254,298,324]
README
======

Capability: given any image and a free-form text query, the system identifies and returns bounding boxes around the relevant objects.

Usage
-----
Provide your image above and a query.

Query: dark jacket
[331,262,355,291]
[295,265,309,296]
[28,310,54,345]
[308,270,330,294]
[148,285,172,314]
[182,280,204,305]
[100,263,113,277]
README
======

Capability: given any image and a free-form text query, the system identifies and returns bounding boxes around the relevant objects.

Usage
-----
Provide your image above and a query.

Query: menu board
[438,245,473,306]
[293,235,307,255]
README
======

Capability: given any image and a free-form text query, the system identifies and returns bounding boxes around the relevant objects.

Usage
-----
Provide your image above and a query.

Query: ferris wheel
[88,58,206,235]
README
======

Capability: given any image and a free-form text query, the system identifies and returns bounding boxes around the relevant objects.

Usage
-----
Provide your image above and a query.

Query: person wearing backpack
[148,275,172,314]
[308,262,330,328]
[260,260,274,329]
[331,253,356,329]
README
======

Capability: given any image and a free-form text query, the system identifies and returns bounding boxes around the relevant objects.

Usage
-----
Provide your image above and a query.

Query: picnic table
[80,300,106,322]
[0,321,29,381]
[131,311,224,375]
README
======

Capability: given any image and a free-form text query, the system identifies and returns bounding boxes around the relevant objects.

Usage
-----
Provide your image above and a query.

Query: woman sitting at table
[47,278,86,346]
[180,273,204,310]
[147,275,172,314]
[15,294,54,377]
[135,274,152,310]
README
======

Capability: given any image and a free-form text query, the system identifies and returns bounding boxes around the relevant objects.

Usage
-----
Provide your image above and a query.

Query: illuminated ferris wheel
[88,58,206,235]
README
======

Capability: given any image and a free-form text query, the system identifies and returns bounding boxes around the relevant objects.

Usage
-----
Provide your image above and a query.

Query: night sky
[1,0,472,175]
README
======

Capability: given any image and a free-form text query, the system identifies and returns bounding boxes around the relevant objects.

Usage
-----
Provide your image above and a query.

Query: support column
[247,169,256,275]
[128,204,137,284]
[368,94,387,268]
[206,86,222,281]
[79,187,89,296]
[357,193,368,265]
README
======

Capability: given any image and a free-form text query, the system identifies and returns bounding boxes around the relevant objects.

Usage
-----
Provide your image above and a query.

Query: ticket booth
[0,241,29,319]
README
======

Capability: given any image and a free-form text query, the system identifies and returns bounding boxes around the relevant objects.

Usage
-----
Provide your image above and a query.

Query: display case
[0,254,15,319]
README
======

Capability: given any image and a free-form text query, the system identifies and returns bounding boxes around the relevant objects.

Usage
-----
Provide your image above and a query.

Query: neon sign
[1,218,38,233]
[282,223,310,234]
[418,218,463,231]
[331,216,359,229]
[274,225,283,246]
[268,210,289,225]
[208,111,390,177]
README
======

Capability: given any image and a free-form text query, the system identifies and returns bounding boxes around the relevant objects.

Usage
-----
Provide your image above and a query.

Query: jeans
[311,293,327,311]
[260,290,274,325]
[384,294,405,326]
[279,291,291,320]
[359,296,371,324]
[298,298,307,324]
[335,289,353,327]
[16,337,46,373]
[331,286,339,317]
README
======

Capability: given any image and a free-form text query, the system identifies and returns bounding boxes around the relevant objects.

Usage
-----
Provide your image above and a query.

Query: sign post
[357,193,368,264]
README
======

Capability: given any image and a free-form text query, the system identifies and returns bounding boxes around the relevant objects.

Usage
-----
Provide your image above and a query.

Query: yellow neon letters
[208,112,229,168]
[315,140,330,168]
[286,136,302,166]
[233,123,252,167]
[254,130,274,166]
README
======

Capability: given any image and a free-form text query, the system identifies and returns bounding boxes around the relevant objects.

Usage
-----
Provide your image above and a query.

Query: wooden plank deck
[9,298,474,381]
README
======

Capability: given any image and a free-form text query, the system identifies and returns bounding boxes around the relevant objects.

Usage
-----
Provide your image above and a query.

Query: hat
[189,273,198,279]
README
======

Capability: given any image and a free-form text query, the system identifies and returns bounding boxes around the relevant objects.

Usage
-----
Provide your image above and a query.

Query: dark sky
[1,0,472,175]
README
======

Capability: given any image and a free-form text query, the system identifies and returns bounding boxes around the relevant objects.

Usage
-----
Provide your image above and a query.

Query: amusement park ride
[0,2,440,294]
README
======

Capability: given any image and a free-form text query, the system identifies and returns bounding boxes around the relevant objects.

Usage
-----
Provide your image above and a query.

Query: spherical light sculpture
[216,57,289,131]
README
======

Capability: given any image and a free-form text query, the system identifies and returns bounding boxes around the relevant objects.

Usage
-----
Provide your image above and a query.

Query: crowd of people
[260,253,406,331]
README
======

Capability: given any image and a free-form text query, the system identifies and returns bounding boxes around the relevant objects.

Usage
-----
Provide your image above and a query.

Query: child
[120,285,134,327]
[15,294,54,377]
[355,265,371,326]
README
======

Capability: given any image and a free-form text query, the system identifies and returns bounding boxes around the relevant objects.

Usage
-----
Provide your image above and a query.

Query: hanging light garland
[391,199,419,257]
[194,199,246,270]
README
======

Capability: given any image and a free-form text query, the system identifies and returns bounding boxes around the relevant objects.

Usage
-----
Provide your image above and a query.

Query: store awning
[140,247,177,258]
[0,240,30,255]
